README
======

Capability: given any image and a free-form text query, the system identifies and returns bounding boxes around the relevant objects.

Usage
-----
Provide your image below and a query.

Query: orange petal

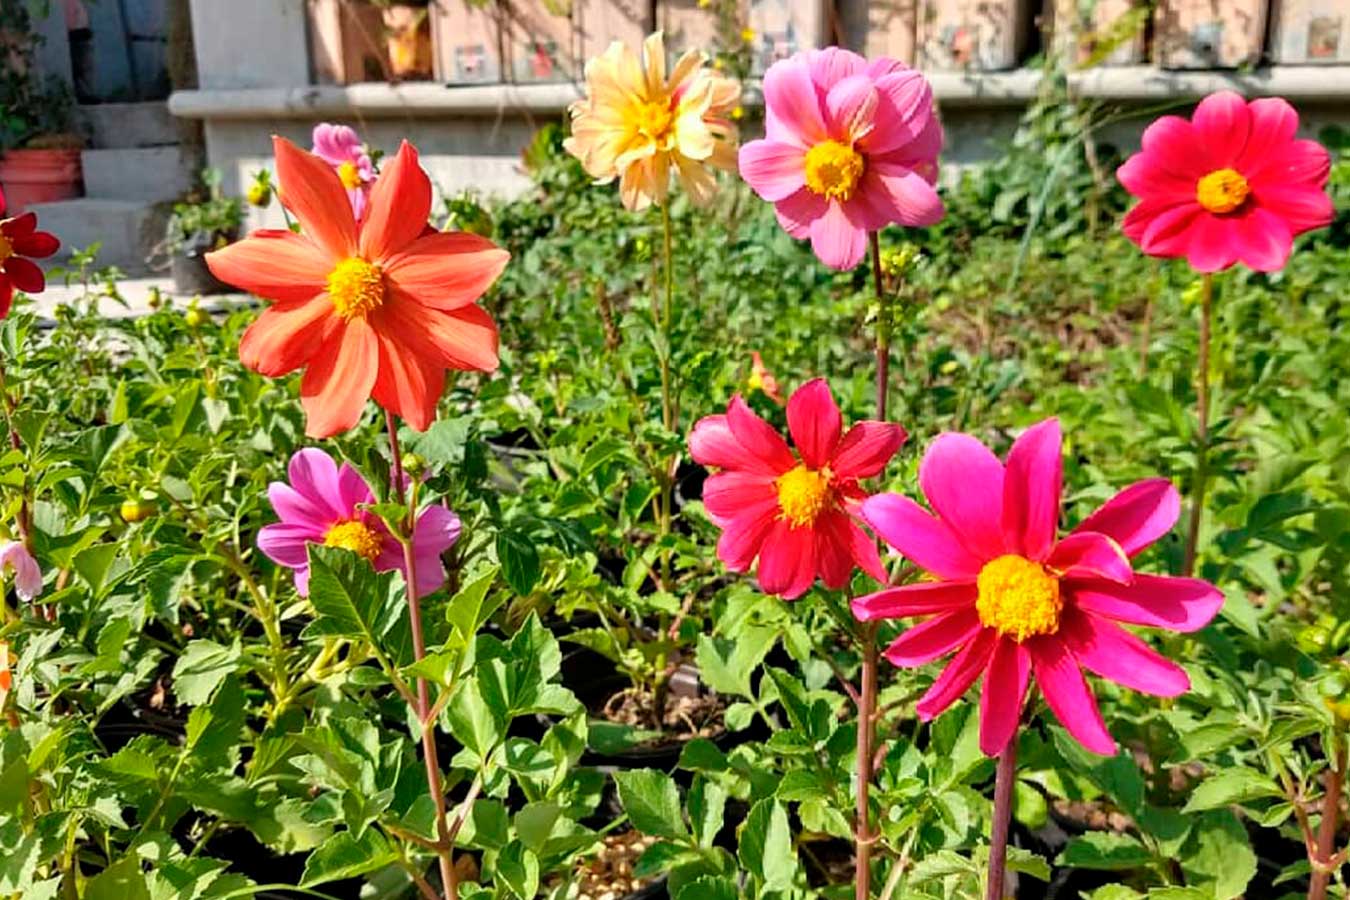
[383,232,510,311]
[375,298,499,373]
[205,229,332,302]
[239,295,337,376]
[273,136,358,260]
[360,141,432,263]
[299,317,378,438]
[371,330,446,431]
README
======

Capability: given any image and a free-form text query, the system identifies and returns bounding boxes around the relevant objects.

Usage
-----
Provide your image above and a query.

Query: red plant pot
[0,148,84,215]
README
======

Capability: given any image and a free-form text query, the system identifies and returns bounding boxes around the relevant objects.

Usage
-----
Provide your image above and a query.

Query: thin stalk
[1309,739,1346,900]
[855,623,878,900]
[652,202,678,721]
[1182,272,1213,577]
[870,233,890,420]
[386,412,456,900]
[986,736,1018,900]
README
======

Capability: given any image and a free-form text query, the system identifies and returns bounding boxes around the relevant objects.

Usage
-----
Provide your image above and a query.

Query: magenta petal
[919,433,1007,561]
[830,420,906,480]
[293,566,311,597]
[726,396,796,474]
[413,505,462,558]
[1137,115,1206,178]
[786,378,842,469]
[1186,215,1239,273]
[1233,207,1293,272]
[1137,201,1203,256]
[1061,608,1190,697]
[757,518,817,599]
[860,69,933,156]
[806,46,867,91]
[716,497,779,571]
[861,492,986,580]
[739,140,807,203]
[808,200,868,270]
[690,414,781,475]
[1073,478,1180,557]
[824,74,879,143]
[257,523,319,568]
[1048,532,1132,584]
[883,607,981,667]
[1191,91,1251,167]
[268,482,333,531]
[774,187,828,239]
[1029,636,1115,755]
[287,448,350,519]
[336,462,376,513]
[762,57,827,147]
[1001,418,1062,561]
[1071,573,1224,633]
[845,516,888,584]
[978,638,1030,757]
[915,628,996,720]
[855,163,944,230]
[1258,185,1334,235]
[702,472,778,527]
[852,580,977,622]
[1236,97,1299,170]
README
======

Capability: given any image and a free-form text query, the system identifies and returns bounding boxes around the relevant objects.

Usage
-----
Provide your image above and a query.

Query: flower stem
[1182,272,1213,577]
[386,412,456,900]
[986,735,1018,900]
[855,623,878,900]
[1308,738,1346,900]
[652,202,678,720]
[869,233,890,421]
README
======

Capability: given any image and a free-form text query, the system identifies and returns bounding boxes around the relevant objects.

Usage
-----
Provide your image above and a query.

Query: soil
[600,686,726,747]
[568,830,661,900]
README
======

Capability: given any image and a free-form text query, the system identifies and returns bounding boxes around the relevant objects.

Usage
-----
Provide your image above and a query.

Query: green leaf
[1181,767,1283,813]
[695,626,775,699]
[613,769,688,841]
[300,829,398,886]
[496,841,540,900]
[1055,832,1152,870]
[739,798,795,890]
[688,775,727,849]
[73,543,120,596]
[303,546,407,657]
[674,877,738,900]
[86,856,151,900]
[446,565,502,643]
[172,639,242,706]
[496,528,541,596]
[1180,811,1256,899]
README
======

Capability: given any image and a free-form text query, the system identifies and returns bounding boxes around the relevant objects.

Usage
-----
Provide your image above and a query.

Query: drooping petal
[757,519,817,599]
[382,232,511,311]
[978,638,1030,756]
[273,136,358,259]
[830,420,906,479]
[299,319,379,438]
[726,395,796,473]
[205,229,333,303]
[1060,608,1189,697]
[0,541,43,602]
[915,628,997,720]
[238,296,336,377]
[919,433,1007,562]
[1001,418,1062,560]
[1028,635,1115,755]
[883,607,981,667]
[360,141,434,262]
[1046,532,1132,584]
[852,580,977,622]
[861,493,986,580]
[738,140,808,202]
[786,378,842,470]
[715,495,780,571]
[1070,574,1223,633]
[1073,478,1180,557]
[762,57,827,148]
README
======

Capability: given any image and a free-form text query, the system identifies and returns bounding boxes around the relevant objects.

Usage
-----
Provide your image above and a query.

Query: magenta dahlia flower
[852,418,1223,756]
[1117,91,1333,273]
[257,448,460,598]
[738,47,944,270]
[689,378,906,599]
[311,123,376,219]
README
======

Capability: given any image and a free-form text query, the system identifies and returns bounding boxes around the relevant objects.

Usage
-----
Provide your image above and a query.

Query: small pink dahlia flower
[689,378,906,599]
[738,47,944,271]
[311,123,376,219]
[0,541,42,602]
[1117,91,1333,273]
[257,448,460,598]
[853,418,1224,757]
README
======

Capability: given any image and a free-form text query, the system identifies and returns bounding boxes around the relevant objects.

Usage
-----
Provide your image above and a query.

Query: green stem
[1182,272,1213,577]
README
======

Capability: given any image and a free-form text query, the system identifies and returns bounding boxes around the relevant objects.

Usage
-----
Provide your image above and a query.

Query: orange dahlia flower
[206,137,509,438]
[564,32,741,211]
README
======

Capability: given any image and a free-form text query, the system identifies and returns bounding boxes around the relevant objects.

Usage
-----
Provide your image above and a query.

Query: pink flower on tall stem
[312,123,376,219]
[852,418,1223,756]
[0,540,42,602]
[1117,91,1332,272]
[738,47,944,270]
[689,378,906,599]
[257,448,460,598]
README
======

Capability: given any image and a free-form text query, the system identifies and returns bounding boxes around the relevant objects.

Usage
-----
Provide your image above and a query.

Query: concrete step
[77,102,182,149]
[82,147,195,203]
[28,199,169,276]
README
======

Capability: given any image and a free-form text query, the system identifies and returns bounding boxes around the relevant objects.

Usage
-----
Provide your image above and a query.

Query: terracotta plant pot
[383,5,434,79]
[0,148,83,215]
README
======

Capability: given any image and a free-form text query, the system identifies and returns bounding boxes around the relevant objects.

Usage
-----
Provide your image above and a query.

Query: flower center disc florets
[323,519,383,562]
[776,464,832,528]
[804,140,865,202]
[1196,168,1250,214]
[337,160,364,190]
[975,554,1062,642]
[634,99,675,143]
[327,258,385,321]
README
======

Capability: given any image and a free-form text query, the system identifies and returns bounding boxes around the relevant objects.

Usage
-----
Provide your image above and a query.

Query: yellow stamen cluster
[337,160,364,190]
[633,100,675,144]
[804,140,865,202]
[975,554,1062,642]
[323,519,384,562]
[327,258,385,321]
[1195,168,1250,214]
[776,464,832,528]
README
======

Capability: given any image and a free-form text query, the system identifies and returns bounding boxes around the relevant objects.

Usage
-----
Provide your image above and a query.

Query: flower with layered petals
[564,31,741,210]
[689,378,906,599]
[852,418,1224,757]
[1117,91,1332,273]
[0,540,42,602]
[206,137,510,438]
[738,47,944,270]
[257,448,461,598]
[0,208,60,318]
[312,123,376,219]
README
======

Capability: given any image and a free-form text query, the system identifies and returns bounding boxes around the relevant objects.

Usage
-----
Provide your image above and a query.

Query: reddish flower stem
[855,624,878,900]
[1183,272,1213,577]
[386,412,457,900]
[1309,740,1346,900]
[870,233,890,421]
[986,734,1018,900]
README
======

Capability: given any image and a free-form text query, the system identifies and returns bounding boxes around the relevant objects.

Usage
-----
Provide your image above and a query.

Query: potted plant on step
[161,169,242,295]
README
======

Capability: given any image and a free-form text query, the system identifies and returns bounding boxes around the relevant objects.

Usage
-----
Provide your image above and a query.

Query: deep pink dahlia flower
[311,123,376,219]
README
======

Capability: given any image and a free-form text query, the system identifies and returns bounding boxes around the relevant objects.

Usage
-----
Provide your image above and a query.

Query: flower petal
[238,296,336,377]
[774,187,828,239]
[1190,91,1251,168]
[273,136,358,259]
[1048,532,1132,584]
[1001,418,1062,560]
[1233,206,1293,272]
[1236,97,1299,171]
[2,257,44,293]
[979,637,1030,756]
[1071,573,1223,633]
[739,140,807,203]
[883,607,981,667]
[807,46,867,91]
[383,232,510,311]
[861,492,986,580]
[859,69,934,156]
[786,378,842,470]
[257,522,318,568]
[824,74,878,143]
[854,163,944,229]
[808,200,868,270]
[757,519,817,599]
[286,447,349,519]
[1073,478,1180,557]
[915,628,997,720]
[299,319,379,438]
[762,56,827,147]
[815,508,859,590]
[370,328,447,431]
[852,579,977,622]
[846,515,888,584]
[1060,608,1190,697]
[920,432,1007,561]
[205,229,332,303]
[361,141,434,262]
[9,228,58,258]
[1028,635,1115,755]
[727,395,796,473]
[716,495,780,571]
[830,420,906,479]
[702,471,777,527]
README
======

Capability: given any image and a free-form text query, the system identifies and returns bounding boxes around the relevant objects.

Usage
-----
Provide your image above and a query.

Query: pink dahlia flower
[257,448,460,598]
[738,47,944,270]
[852,418,1224,757]
[689,378,906,599]
[311,123,376,219]
[0,540,42,602]
[1117,91,1333,273]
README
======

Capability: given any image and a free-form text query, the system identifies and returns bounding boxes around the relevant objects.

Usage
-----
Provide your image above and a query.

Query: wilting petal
[852,580,977,622]
[1073,478,1180,557]
[0,542,42,602]
[1001,418,1062,561]
[1060,608,1189,697]
[786,378,842,469]
[883,607,981,667]
[1071,573,1223,633]
[861,492,985,580]
[919,433,1006,561]
[1028,635,1115,755]
[979,637,1029,756]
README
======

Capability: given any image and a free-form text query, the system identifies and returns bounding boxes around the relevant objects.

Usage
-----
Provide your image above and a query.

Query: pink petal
[852,580,977,622]
[919,433,1007,562]
[1136,115,1207,180]
[979,638,1030,757]
[739,140,807,203]
[716,497,780,571]
[1047,532,1132,584]
[1236,97,1299,171]
[859,70,933,157]
[786,378,842,469]
[727,396,796,473]
[702,471,778,527]
[855,163,944,229]
[883,607,981,667]
[257,522,318,568]
[0,541,42,602]
[1073,478,1180,557]
[757,518,817,599]
[845,515,888,584]
[774,187,828,239]
[1190,91,1251,168]
[807,46,867,91]
[689,414,757,472]
[336,463,375,513]
[1232,206,1293,272]
[1060,608,1190,697]
[824,74,878,143]
[287,448,350,520]
[1186,214,1239,273]
[861,492,986,580]
[413,505,462,559]
[830,420,906,479]
[762,57,827,148]
[915,628,997,720]
[815,509,859,590]
[1247,138,1332,189]
[1117,150,1199,203]
[1028,635,1115,755]
[808,200,868,271]
[1257,185,1334,235]
[268,482,335,530]
[293,566,311,597]
[1138,201,1204,257]
[1070,573,1223,633]
[1001,418,1062,561]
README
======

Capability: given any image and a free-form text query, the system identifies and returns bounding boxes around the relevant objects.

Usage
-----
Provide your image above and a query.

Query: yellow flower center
[337,160,364,190]
[327,258,385,321]
[776,465,832,528]
[0,233,12,262]
[975,554,1062,642]
[804,140,865,202]
[1195,168,1250,214]
[633,100,674,142]
[323,519,383,562]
